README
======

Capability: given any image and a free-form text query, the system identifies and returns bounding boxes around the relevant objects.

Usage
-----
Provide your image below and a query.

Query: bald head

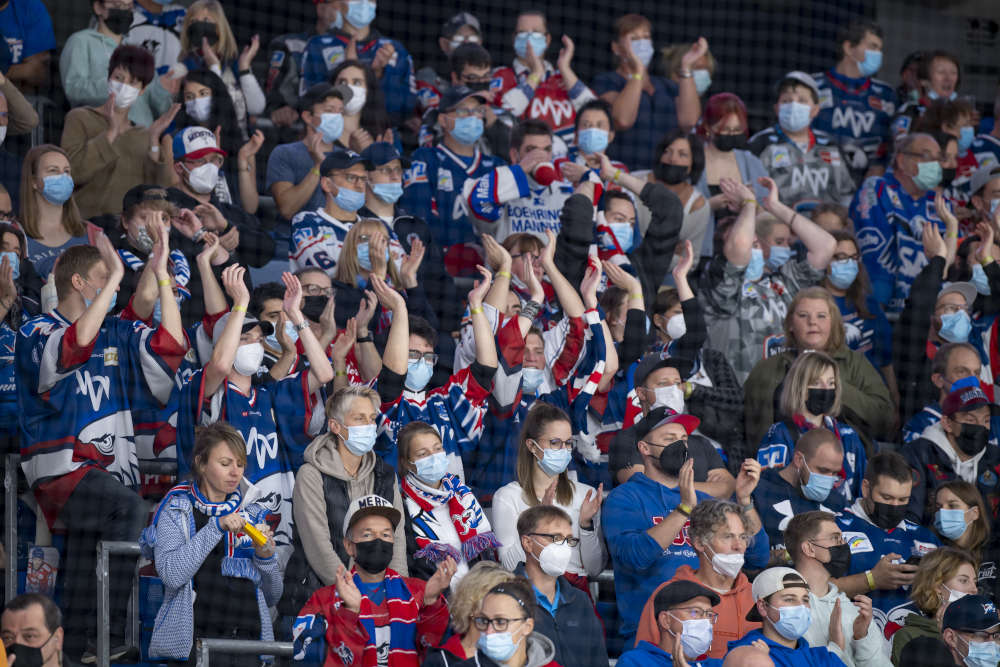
[723,646,775,667]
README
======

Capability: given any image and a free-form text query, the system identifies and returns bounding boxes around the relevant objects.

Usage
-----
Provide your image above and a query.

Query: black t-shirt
[192,509,261,639]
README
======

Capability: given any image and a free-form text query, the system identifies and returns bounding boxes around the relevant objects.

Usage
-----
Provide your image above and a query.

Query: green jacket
[743,345,894,451]
[891,612,939,666]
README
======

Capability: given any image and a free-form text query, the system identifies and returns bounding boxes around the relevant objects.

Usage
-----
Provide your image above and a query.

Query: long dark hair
[174,68,244,155]
[516,403,574,506]
[829,230,874,319]
[330,59,390,139]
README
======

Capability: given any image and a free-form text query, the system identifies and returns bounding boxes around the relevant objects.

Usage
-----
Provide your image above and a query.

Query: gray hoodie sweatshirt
[292,433,408,585]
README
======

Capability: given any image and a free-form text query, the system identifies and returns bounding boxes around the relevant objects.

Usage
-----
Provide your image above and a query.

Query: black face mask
[955,423,989,456]
[813,541,852,578]
[653,163,690,185]
[869,500,907,531]
[805,388,837,416]
[655,439,688,477]
[714,134,746,152]
[7,641,47,667]
[104,8,133,35]
[301,295,329,323]
[353,538,394,573]
[189,20,219,47]
[940,167,957,189]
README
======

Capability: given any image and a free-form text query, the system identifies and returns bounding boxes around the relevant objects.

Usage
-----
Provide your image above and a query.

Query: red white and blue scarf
[401,473,500,563]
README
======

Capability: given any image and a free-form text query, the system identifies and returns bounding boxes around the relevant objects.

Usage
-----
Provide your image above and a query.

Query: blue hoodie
[617,640,723,667]
[603,473,770,642]
[728,629,846,667]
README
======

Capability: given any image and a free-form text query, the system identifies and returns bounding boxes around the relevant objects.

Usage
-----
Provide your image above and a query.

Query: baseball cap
[320,149,371,175]
[122,184,172,212]
[942,594,1000,632]
[942,380,990,416]
[360,141,411,169]
[653,581,721,616]
[634,352,694,387]
[212,312,274,347]
[441,11,481,38]
[746,567,808,621]
[937,282,978,311]
[438,85,489,113]
[343,494,402,537]
[172,126,227,162]
[779,71,821,101]
[299,82,353,112]
[969,164,1000,196]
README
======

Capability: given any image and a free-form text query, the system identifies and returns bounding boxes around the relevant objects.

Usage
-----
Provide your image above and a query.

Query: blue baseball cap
[360,142,411,169]
[943,595,1000,632]
[319,149,371,175]
[438,85,489,113]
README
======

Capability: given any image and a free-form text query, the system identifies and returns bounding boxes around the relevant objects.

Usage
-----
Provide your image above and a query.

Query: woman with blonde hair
[176,0,264,137]
[424,561,518,664]
[743,285,894,449]
[755,350,869,504]
[332,218,404,289]
[890,546,979,666]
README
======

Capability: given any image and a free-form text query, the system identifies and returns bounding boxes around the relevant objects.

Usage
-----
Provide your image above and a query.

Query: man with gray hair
[631,497,768,660]
[849,131,946,316]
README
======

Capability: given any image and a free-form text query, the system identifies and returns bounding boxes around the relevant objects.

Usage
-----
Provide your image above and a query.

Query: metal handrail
[195,638,294,666]
[95,540,141,667]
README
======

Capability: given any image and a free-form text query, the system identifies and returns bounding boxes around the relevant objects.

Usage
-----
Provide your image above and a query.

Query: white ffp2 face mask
[344,85,367,115]
[233,342,264,376]
[108,79,141,108]
[652,384,685,414]
[186,162,220,194]
[535,539,572,577]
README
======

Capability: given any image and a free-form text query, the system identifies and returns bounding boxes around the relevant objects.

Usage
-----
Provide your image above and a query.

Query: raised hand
[423,557,457,605]
[672,240,694,281]
[481,233,511,272]
[719,177,755,210]
[368,233,389,277]
[238,34,260,72]
[96,233,125,282]
[580,261,603,310]
[598,152,618,183]
[335,565,363,612]
[541,478,557,505]
[0,255,16,305]
[372,43,395,77]
[757,177,780,212]
[320,291,338,334]
[172,208,203,239]
[332,318,357,362]
[678,458,697,508]
[219,226,240,252]
[349,127,374,153]
[202,37,221,69]
[399,237,425,288]
[524,40,545,80]
[556,35,575,74]
[221,264,249,305]
[602,259,641,295]
[274,312,294,351]
[370,274,405,312]
[468,264,492,308]
[734,458,762,503]
[681,37,709,70]
[100,93,124,142]
[560,161,588,183]
[196,231,221,265]
[356,290,377,331]
[251,523,275,559]
[579,483,603,526]
[829,598,845,651]
[306,131,328,163]
[149,104,182,146]
[922,221,946,260]
[238,129,266,162]
[194,202,227,232]
[218,512,244,533]
[281,271,304,320]
[852,595,873,640]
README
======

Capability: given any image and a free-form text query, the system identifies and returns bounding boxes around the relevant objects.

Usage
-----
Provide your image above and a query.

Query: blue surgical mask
[962,635,1000,667]
[522,367,545,394]
[693,69,712,95]
[578,127,609,154]
[317,112,344,144]
[959,126,975,152]
[357,241,389,271]
[42,174,74,205]
[858,50,882,77]
[537,447,571,476]
[450,116,484,145]
[972,263,991,296]
[405,359,434,392]
[83,285,117,314]
[913,160,943,191]
[372,181,403,204]
[514,31,547,60]
[266,319,299,350]
[631,38,654,67]
[778,101,812,133]
[928,89,958,102]
[0,251,19,280]
[744,247,765,282]
[343,423,377,455]
[335,186,366,212]
[766,245,792,270]
[991,198,1000,217]
[345,0,376,28]
[478,632,520,663]
[829,259,859,289]
[940,309,972,343]
[414,452,449,485]
[609,221,634,251]
[934,507,968,540]
[771,604,811,641]
[801,459,838,501]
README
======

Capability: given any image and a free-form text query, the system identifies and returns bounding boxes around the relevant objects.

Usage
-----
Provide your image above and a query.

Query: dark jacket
[168,187,276,268]
[686,348,745,461]
[894,255,946,425]
[513,564,606,667]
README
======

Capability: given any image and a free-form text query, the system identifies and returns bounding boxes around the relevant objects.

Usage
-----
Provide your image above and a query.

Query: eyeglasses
[511,252,542,265]
[809,534,847,547]
[301,284,334,297]
[408,350,439,365]
[473,616,530,632]
[453,106,486,119]
[832,253,860,262]
[902,150,944,163]
[669,608,720,622]
[374,166,403,179]
[529,532,580,547]
[529,437,576,450]
[340,174,369,186]
[643,438,688,449]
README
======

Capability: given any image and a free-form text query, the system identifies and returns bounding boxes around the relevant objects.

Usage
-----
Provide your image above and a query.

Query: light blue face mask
[991,198,1000,217]
[522,367,545,394]
[578,127,609,154]
[42,174,74,205]
[766,245,793,270]
[317,112,344,144]
[266,319,299,350]
[934,507,968,539]
[514,31,547,60]
[345,0,376,28]
[778,101,812,133]
[771,604,812,641]
[405,358,434,391]
[334,186,366,212]
[343,423,377,455]
[0,251,19,280]
[609,221,634,251]
[744,247,765,282]
[372,181,403,204]
[962,635,1000,667]
[630,38,654,67]
[928,89,958,101]
[959,126,975,152]
[84,285,117,314]
[913,160,943,191]
[801,460,837,501]
[940,309,972,343]
[972,263,991,296]
[693,69,712,95]
[357,241,390,271]
[450,116,484,145]
[414,451,449,485]
[858,49,882,77]
[537,447,572,476]
[829,259,859,290]
[478,632,520,663]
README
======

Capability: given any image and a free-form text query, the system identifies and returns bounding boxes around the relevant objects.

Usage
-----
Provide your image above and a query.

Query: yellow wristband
[527,73,541,86]
[613,168,622,183]
[310,166,321,177]
[865,570,876,591]
[232,305,247,313]
[470,306,484,315]
[629,292,643,300]
[946,232,959,239]
[334,370,348,377]
[983,256,995,265]
[742,198,756,207]
[629,73,643,81]
[496,270,512,279]
[157,278,171,287]
[676,503,692,517]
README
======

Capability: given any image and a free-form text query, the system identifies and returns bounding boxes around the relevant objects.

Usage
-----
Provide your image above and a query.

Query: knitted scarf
[140,481,263,582]
[352,568,421,667]
[118,247,192,299]
[401,473,500,563]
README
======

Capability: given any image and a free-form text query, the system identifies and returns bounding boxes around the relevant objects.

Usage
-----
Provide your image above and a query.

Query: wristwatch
[294,320,310,332]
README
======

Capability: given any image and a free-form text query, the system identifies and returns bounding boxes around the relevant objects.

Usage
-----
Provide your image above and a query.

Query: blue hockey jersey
[752,467,846,556]
[288,207,405,277]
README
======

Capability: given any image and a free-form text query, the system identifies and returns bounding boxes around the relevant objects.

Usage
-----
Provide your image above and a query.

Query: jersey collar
[826,68,872,94]
[437,143,483,174]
